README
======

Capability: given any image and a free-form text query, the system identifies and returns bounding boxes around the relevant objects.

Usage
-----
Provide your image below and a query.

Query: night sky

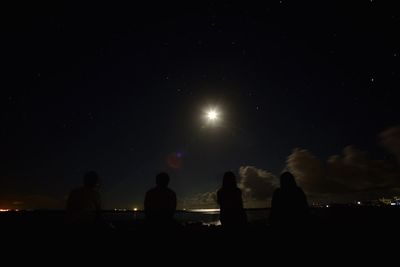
[1,1,400,209]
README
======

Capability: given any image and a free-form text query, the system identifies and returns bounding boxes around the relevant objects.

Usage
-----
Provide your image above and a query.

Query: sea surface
[103,209,270,226]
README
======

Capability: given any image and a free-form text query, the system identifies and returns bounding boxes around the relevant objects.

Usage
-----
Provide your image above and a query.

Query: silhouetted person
[269,172,309,227]
[144,172,177,227]
[217,171,247,228]
[65,171,102,227]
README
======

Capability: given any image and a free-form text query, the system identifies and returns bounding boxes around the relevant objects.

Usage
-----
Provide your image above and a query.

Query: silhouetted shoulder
[145,186,176,198]
[145,187,157,195]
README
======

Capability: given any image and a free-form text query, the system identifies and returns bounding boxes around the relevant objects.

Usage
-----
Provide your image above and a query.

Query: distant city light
[114,208,127,211]
[357,201,361,205]
[0,209,10,212]
[326,205,330,208]
[133,208,138,211]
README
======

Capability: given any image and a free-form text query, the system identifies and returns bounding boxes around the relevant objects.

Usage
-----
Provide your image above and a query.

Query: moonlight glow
[207,110,218,121]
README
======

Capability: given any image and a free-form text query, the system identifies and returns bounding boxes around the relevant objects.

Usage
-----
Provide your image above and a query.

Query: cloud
[238,166,277,203]
[380,126,400,164]
[327,146,399,191]
[286,127,400,202]
[286,149,353,202]
[180,126,400,207]
[179,166,278,209]
[286,148,326,192]
[179,191,217,209]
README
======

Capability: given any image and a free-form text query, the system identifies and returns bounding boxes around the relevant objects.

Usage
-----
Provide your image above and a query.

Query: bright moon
[207,110,218,121]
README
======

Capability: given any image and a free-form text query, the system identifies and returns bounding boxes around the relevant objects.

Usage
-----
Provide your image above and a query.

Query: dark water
[1,207,400,230]
[102,209,270,226]
[0,208,270,231]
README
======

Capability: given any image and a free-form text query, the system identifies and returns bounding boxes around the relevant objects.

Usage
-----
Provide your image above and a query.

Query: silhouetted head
[84,171,100,188]
[156,172,170,187]
[222,171,237,188]
[280,172,297,189]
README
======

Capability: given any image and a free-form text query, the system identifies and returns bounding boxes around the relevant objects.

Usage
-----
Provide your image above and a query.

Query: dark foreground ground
[1,207,399,256]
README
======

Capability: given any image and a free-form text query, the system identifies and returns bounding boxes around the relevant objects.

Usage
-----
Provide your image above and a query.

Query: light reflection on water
[103,209,270,226]
[188,209,220,214]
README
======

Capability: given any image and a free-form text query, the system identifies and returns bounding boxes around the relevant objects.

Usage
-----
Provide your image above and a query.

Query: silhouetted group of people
[65,170,309,230]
